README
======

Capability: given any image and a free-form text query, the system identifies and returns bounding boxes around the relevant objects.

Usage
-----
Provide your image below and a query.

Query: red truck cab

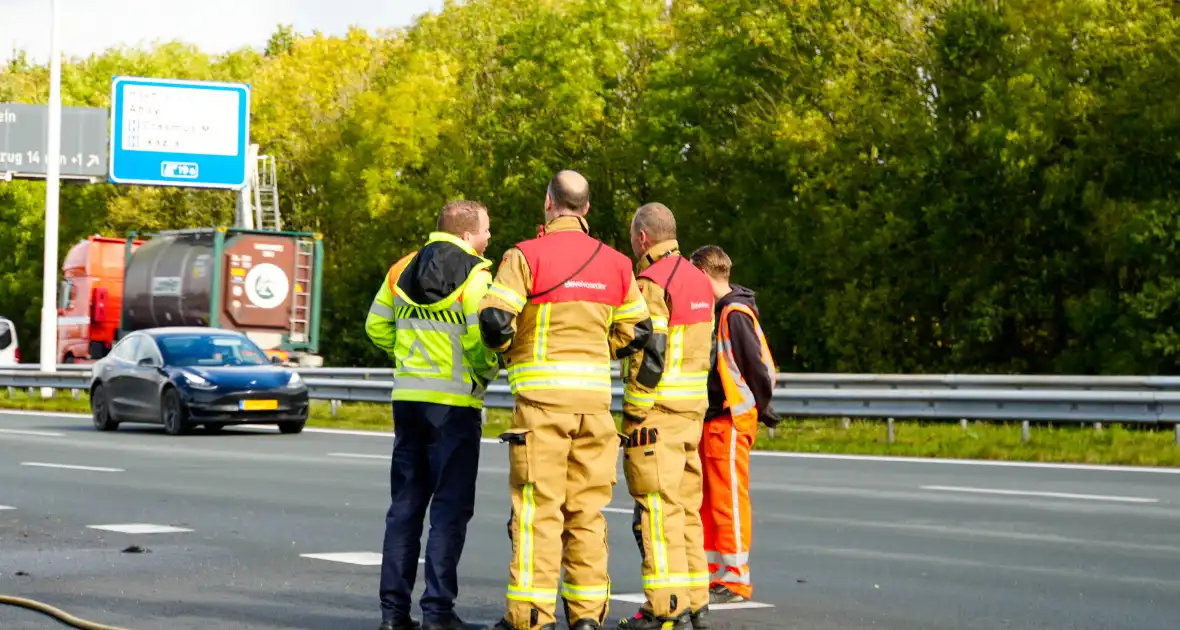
[58,236,143,363]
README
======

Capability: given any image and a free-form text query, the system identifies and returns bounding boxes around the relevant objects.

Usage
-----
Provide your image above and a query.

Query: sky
[0,0,445,64]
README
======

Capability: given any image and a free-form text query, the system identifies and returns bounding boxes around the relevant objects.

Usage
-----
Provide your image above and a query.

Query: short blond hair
[437,200,486,235]
[690,245,731,280]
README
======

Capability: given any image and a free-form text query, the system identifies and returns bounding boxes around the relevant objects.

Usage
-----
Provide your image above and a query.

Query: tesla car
[0,317,19,365]
[88,327,309,435]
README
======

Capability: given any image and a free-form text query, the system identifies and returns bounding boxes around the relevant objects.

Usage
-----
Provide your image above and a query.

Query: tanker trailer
[118,227,325,367]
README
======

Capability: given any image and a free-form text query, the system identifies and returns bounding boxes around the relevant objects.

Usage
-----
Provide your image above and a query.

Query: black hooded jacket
[705,284,779,427]
[396,238,485,306]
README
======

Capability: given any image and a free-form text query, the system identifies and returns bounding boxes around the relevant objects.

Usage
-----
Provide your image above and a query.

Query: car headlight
[184,372,216,389]
[287,371,303,387]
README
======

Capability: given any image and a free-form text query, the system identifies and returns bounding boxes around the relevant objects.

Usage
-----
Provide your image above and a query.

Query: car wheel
[90,385,118,432]
[278,421,305,435]
[161,388,190,436]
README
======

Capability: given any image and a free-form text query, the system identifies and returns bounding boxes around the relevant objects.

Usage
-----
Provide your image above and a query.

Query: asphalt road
[2,410,1180,630]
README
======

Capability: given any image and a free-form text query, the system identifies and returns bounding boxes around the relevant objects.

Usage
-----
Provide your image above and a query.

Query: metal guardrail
[6,367,1180,428]
[17,363,1180,390]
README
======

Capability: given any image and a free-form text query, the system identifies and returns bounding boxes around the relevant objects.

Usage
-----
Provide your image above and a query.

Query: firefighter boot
[570,621,603,630]
[688,606,711,630]
[485,619,555,630]
[617,609,691,630]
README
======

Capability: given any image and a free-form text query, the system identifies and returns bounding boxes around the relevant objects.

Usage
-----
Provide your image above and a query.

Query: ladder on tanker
[288,238,315,344]
[253,154,282,232]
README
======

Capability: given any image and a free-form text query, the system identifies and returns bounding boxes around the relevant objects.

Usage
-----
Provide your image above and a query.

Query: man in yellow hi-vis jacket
[365,200,500,630]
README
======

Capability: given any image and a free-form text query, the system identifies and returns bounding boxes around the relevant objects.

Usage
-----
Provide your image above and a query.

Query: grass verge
[3,388,1179,467]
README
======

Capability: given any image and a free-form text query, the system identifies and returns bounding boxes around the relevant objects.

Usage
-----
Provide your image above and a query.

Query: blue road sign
[108,76,250,189]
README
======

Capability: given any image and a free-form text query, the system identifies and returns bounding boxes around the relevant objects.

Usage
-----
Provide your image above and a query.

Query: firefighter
[477,170,654,630]
[617,203,716,630]
[365,200,500,630]
[687,245,778,605]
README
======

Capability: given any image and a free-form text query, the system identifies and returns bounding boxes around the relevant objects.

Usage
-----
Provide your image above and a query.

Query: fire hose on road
[0,593,135,630]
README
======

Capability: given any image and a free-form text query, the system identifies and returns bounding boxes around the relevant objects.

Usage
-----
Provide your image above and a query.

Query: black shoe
[380,619,422,630]
[689,606,712,630]
[617,608,691,629]
[484,619,555,630]
[423,614,471,630]
[707,585,746,605]
[570,620,602,630]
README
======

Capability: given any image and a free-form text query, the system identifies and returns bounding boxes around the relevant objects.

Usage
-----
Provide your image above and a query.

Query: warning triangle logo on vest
[400,338,442,375]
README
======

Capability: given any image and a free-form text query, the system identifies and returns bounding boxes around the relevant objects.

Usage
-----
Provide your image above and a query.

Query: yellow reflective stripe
[650,492,668,577]
[533,303,551,362]
[559,582,610,600]
[642,573,703,588]
[650,316,668,333]
[508,361,613,392]
[507,586,559,601]
[655,370,708,400]
[487,283,526,312]
[515,483,536,588]
[669,326,685,372]
[614,298,647,321]
[624,388,657,408]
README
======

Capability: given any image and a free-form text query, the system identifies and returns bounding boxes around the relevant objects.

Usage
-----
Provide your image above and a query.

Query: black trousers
[379,401,481,623]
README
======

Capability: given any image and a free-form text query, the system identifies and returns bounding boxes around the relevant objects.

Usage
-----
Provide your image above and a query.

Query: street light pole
[39,0,62,397]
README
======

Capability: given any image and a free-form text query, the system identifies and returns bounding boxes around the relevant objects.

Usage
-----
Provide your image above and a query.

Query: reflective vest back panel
[515,231,630,306]
[638,255,714,326]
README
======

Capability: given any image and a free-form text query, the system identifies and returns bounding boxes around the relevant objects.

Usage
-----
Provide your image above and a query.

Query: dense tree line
[3,0,1180,375]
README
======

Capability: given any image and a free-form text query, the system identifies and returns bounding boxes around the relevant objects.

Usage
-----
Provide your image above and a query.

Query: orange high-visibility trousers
[699,412,755,598]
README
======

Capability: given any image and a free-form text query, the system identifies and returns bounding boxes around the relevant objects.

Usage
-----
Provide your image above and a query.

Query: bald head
[546,170,590,215]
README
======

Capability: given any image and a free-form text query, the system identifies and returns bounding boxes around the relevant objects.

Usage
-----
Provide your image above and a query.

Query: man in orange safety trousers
[688,245,778,605]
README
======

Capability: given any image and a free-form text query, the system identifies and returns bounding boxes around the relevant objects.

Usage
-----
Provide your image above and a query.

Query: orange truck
[58,227,325,367]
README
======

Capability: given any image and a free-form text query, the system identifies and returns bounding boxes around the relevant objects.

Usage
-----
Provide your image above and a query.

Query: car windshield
[157,334,269,367]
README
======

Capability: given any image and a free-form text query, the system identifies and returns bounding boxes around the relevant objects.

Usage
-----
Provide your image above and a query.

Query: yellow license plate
[240,399,278,411]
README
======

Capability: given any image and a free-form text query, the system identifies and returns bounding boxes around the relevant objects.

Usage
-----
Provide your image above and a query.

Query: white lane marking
[301,552,424,566]
[88,524,193,534]
[21,462,124,472]
[920,485,1160,504]
[0,505,14,511]
[0,428,64,437]
[7,408,1180,475]
[306,427,394,437]
[611,592,774,609]
[0,410,88,418]
[750,451,1180,475]
[603,507,632,514]
[327,452,387,460]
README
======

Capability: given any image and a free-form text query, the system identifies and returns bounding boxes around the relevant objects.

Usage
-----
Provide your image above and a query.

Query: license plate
[240,399,278,411]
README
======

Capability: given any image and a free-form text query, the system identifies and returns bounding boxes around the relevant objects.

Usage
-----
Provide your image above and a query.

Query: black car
[88,327,310,435]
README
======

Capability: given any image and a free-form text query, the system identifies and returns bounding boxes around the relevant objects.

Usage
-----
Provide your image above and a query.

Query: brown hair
[436,200,487,235]
[632,202,677,242]
[690,245,731,280]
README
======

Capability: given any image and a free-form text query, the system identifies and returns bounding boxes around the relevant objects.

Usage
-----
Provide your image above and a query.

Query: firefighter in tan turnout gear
[617,203,716,630]
[477,170,654,630]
